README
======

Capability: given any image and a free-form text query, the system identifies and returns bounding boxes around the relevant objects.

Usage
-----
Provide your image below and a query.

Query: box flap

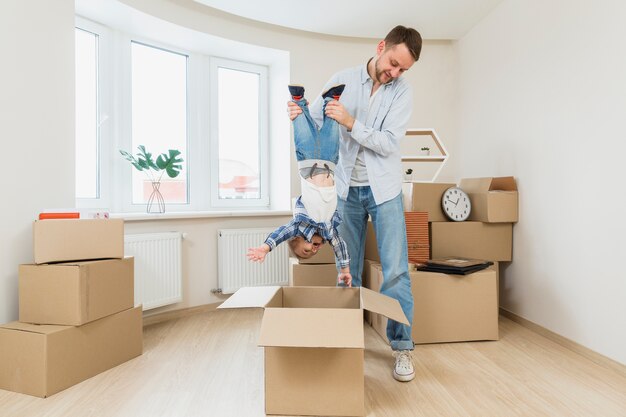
[458,177,492,193]
[217,286,282,309]
[489,176,517,191]
[460,176,518,193]
[258,308,364,348]
[360,287,409,325]
[0,321,69,335]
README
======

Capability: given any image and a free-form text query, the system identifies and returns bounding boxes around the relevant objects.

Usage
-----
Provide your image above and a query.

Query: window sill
[111,209,292,222]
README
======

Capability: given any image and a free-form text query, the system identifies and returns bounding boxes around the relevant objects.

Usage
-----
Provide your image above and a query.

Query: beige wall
[456,0,626,364]
[0,0,75,324]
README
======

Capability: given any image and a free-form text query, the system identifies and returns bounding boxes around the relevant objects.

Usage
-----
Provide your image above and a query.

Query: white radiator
[217,228,289,294]
[124,232,183,310]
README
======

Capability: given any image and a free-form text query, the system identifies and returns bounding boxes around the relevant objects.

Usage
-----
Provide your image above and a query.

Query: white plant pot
[419,149,430,156]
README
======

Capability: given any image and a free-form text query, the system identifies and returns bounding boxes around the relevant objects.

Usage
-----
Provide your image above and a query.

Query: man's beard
[374,59,392,84]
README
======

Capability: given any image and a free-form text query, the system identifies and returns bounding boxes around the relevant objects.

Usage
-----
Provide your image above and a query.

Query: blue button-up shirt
[264,197,350,268]
[310,62,413,205]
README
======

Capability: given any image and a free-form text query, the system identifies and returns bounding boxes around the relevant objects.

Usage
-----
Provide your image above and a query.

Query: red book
[38,212,80,220]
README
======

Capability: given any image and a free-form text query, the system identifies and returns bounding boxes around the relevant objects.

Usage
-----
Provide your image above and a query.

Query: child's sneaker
[322,84,345,100]
[288,85,305,101]
[393,350,415,382]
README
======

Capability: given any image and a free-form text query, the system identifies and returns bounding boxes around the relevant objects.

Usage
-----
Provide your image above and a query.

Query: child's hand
[338,270,352,287]
[247,244,270,263]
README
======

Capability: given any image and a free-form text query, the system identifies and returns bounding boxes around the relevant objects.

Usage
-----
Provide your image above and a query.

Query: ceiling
[192,0,504,40]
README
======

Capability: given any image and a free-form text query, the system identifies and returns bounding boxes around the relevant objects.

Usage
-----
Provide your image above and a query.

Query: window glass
[75,28,99,199]
[131,42,188,205]
[217,67,261,200]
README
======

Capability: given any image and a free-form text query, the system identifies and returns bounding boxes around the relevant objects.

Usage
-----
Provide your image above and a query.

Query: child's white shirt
[299,176,337,223]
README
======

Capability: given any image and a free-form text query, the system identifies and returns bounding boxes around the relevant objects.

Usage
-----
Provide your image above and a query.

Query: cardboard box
[405,212,429,263]
[431,221,513,262]
[33,219,124,264]
[19,257,134,325]
[218,286,408,417]
[290,242,336,264]
[459,176,518,223]
[0,306,143,398]
[289,258,338,287]
[362,259,378,325]
[368,263,499,344]
[365,215,430,264]
[364,220,379,262]
[409,182,456,222]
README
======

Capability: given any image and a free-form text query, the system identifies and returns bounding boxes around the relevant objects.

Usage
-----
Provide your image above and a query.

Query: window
[74,28,99,200]
[130,42,188,206]
[210,59,268,207]
[74,16,280,213]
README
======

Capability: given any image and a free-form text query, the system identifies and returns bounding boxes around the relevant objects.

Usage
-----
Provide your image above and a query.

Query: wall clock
[442,187,471,221]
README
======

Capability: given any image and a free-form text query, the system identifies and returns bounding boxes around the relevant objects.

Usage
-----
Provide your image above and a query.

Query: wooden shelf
[402,156,447,162]
[401,128,449,182]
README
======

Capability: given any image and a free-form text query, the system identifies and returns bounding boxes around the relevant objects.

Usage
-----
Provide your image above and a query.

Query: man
[288,25,422,382]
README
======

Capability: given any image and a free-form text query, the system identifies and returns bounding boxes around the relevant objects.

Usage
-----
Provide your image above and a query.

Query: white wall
[456,0,626,364]
[0,1,75,324]
[116,0,459,316]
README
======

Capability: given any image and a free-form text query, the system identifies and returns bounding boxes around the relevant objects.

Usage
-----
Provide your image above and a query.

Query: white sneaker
[393,350,415,382]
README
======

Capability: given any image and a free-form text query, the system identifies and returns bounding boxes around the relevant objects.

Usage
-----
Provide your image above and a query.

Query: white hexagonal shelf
[401,128,448,182]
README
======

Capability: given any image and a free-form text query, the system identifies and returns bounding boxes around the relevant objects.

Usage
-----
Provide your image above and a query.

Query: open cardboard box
[218,286,408,417]
[459,176,518,223]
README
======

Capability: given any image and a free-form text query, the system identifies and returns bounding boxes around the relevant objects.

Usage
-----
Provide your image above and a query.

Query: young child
[247,84,352,287]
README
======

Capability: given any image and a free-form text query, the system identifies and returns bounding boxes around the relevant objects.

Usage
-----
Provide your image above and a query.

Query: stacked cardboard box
[289,243,338,287]
[365,177,518,344]
[0,219,143,398]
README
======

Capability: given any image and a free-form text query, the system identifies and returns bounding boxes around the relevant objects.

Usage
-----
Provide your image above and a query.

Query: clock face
[442,187,471,221]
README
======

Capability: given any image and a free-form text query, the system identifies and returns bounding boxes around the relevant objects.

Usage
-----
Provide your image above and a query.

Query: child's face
[292,235,323,259]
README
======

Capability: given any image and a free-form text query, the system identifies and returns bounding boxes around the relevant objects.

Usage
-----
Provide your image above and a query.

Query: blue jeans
[336,186,414,351]
[292,97,339,164]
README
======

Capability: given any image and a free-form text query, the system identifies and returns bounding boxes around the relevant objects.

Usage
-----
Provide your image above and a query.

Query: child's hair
[288,236,315,260]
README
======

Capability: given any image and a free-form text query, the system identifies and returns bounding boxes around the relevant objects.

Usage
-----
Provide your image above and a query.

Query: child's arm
[338,266,352,287]
[328,232,352,287]
[247,243,270,263]
[247,221,298,263]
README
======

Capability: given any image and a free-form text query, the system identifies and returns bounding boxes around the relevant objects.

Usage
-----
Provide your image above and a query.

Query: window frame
[74,17,113,209]
[209,57,270,209]
[75,20,274,213]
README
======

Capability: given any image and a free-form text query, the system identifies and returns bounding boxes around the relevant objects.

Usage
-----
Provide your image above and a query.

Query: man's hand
[325,101,355,131]
[338,268,353,287]
[287,101,303,121]
[247,244,270,263]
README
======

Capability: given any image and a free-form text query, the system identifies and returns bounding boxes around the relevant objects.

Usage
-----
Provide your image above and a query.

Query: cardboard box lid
[258,308,364,348]
[460,176,517,192]
[360,287,409,325]
[220,286,408,324]
[217,286,282,309]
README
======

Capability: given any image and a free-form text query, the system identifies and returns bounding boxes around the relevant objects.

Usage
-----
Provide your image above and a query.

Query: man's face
[292,235,323,259]
[374,42,415,84]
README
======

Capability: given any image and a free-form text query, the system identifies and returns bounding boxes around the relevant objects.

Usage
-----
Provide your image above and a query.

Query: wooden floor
[1,309,625,417]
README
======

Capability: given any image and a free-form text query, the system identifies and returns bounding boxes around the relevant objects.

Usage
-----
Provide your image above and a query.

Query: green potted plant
[119,145,184,213]
[404,168,413,181]
[419,146,430,156]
